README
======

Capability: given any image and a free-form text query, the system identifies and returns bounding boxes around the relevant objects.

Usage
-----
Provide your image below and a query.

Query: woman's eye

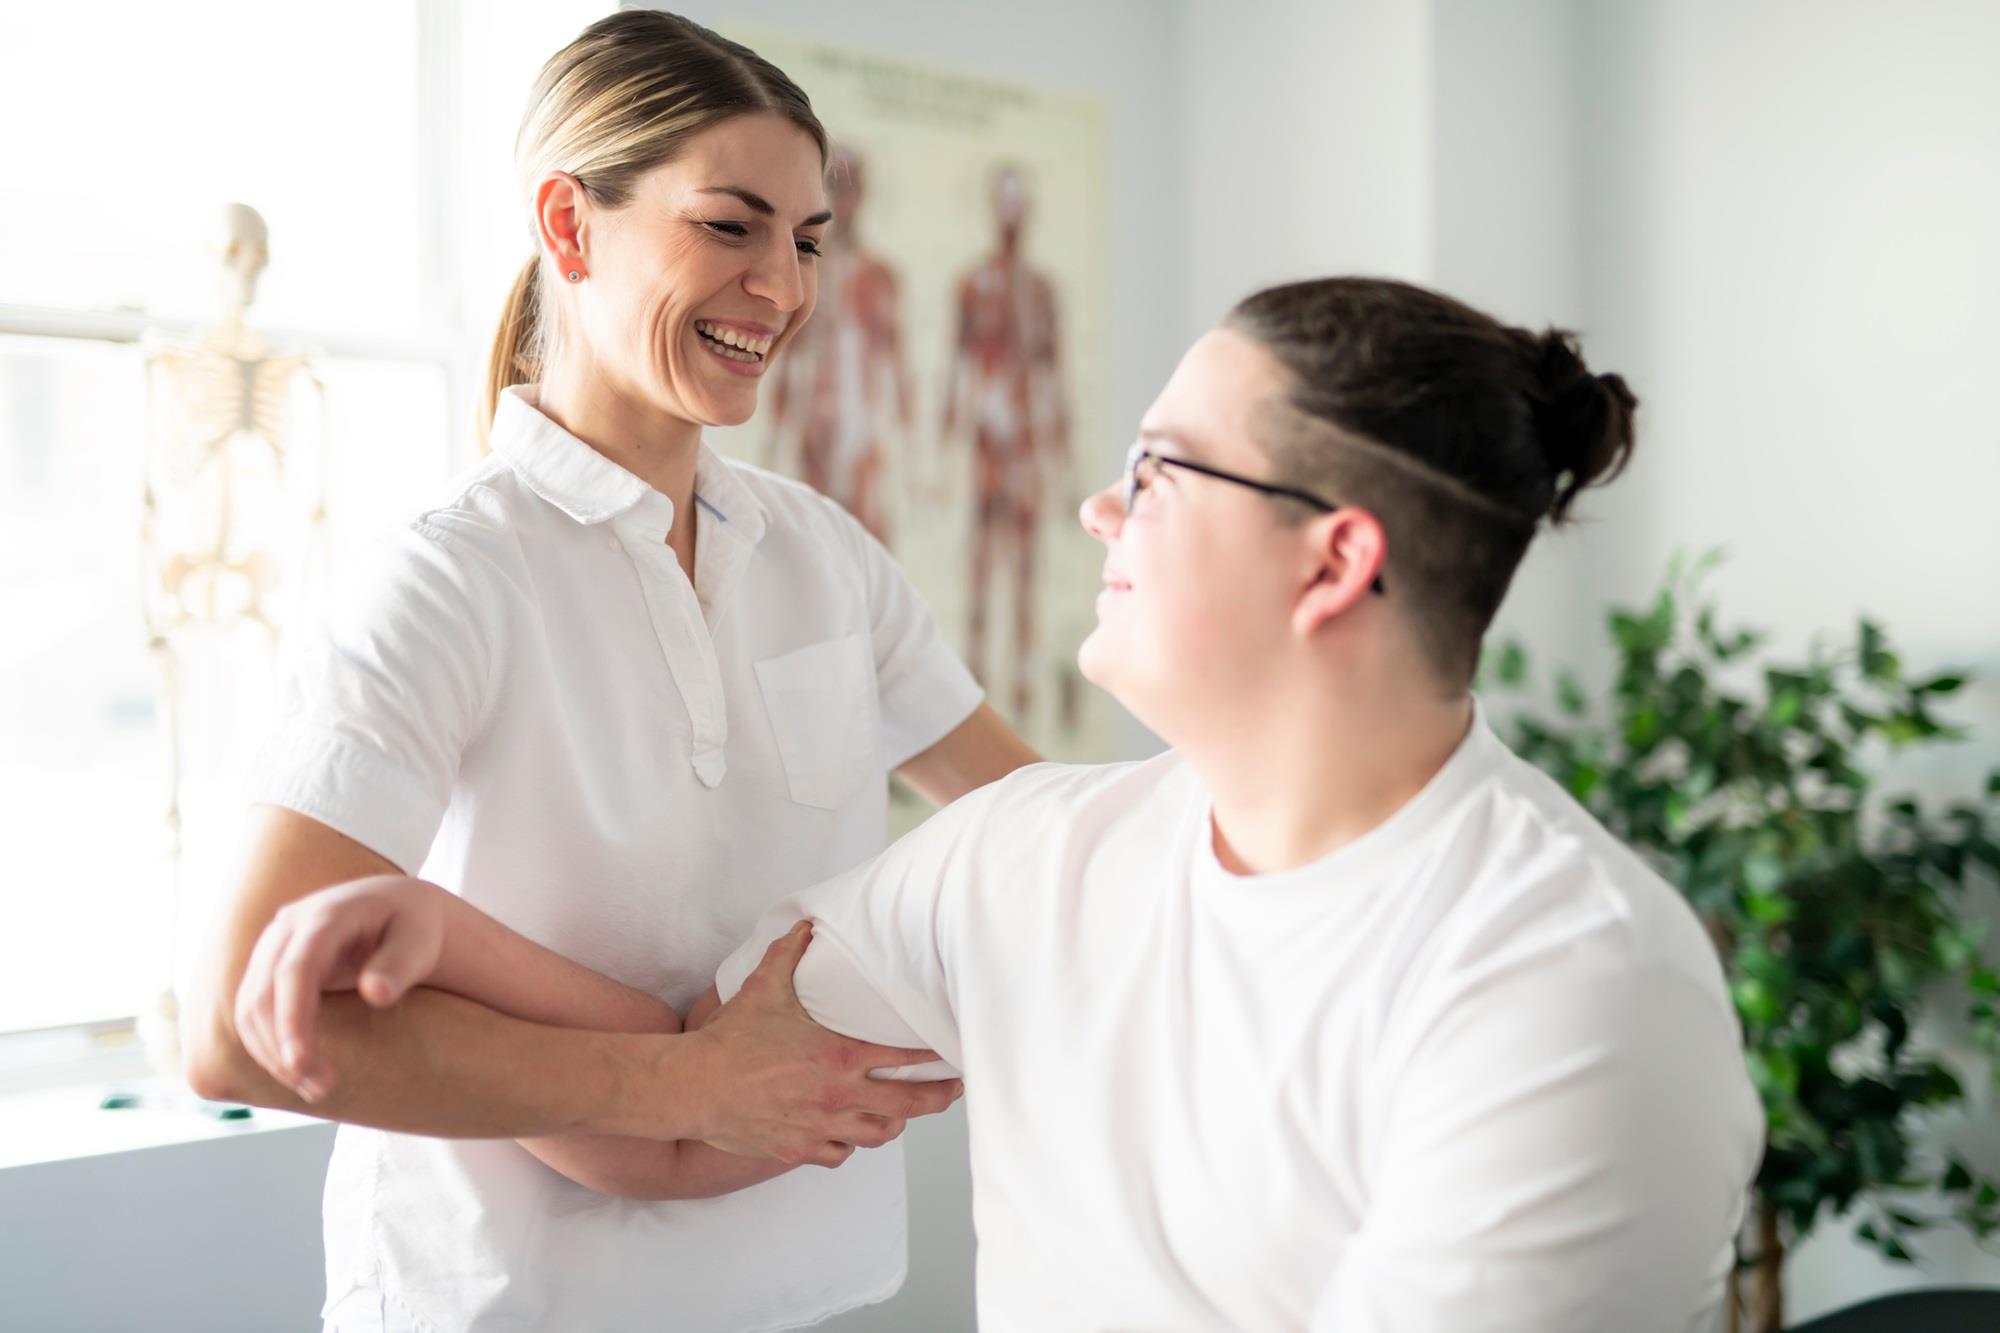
[704,221,750,239]
[796,239,823,258]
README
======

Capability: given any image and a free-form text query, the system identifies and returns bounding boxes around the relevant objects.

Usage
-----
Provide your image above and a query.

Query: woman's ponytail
[481,256,542,447]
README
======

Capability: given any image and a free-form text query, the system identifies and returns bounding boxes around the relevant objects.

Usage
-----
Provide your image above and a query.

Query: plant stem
[1754,1195,1784,1333]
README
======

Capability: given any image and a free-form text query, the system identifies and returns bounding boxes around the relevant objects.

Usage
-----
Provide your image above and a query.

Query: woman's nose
[744,242,806,313]
[1079,483,1123,543]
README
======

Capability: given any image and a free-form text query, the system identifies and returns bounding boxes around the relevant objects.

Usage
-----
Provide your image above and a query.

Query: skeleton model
[767,145,913,545]
[940,164,1070,720]
[136,203,324,1073]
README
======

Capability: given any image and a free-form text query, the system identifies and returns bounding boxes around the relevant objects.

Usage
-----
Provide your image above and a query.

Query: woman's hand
[232,874,448,1102]
[684,985,723,1032]
[679,923,963,1168]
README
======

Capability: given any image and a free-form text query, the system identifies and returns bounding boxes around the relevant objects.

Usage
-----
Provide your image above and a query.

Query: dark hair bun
[1525,329,1637,523]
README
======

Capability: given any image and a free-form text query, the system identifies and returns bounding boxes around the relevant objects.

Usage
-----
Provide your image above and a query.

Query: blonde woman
[184,12,1035,1331]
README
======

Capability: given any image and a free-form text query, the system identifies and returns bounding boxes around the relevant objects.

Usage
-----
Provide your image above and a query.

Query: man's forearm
[202,984,698,1141]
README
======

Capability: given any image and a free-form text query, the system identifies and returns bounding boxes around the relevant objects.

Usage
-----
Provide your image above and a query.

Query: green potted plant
[1484,555,2000,1333]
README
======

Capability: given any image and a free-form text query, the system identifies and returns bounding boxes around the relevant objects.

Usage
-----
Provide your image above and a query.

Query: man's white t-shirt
[719,709,1765,1332]
[249,387,982,1332]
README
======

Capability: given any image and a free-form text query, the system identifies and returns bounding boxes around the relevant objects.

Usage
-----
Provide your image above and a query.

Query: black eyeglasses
[1122,442,1386,594]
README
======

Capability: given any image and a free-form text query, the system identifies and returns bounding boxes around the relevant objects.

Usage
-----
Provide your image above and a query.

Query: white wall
[1,1125,337,1332]
[1560,1,2000,1319]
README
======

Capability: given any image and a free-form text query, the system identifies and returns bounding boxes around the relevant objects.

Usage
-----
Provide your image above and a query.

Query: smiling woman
[182,10,1038,1333]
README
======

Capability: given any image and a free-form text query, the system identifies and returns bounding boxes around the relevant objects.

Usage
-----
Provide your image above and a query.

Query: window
[0,0,602,1041]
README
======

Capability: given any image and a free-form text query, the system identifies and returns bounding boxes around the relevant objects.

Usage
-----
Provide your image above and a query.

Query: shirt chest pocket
[753,632,883,809]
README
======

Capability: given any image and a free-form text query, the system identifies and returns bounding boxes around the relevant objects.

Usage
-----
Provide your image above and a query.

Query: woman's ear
[1291,506,1386,637]
[534,172,590,278]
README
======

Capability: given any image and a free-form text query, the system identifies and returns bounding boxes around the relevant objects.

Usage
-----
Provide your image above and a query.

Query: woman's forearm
[421,885,804,1198]
[521,1132,795,1200]
[428,883,679,1034]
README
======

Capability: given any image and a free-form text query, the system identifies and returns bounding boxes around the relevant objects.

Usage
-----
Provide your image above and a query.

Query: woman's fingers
[855,1076,963,1123]
[851,1039,948,1070]
[232,914,292,1088]
[834,1113,906,1150]
[803,1140,856,1169]
[271,911,350,1100]
[740,921,814,1005]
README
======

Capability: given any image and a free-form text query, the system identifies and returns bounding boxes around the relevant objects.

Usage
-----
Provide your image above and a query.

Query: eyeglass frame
[1121,442,1387,595]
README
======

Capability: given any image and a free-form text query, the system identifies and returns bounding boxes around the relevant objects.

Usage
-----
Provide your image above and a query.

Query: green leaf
[1746,890,1794,927]
[1771,689,1804,728]
[1747,1047,1799,1099]
[1944,1158,1975,1193]
[1860,619,1901,684]
[1556,671,1587,718]
[1495,641,1528,688]
[1916,673,1968,696]
[1743,852,1786,896]
[1734,978,1783,1028]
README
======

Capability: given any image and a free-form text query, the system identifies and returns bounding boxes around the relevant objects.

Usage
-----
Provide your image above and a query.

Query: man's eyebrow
[1137,425,1211,463]
[697,186,833,227]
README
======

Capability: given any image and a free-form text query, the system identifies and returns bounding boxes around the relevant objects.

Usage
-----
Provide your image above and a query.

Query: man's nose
[1079,483,1122,543]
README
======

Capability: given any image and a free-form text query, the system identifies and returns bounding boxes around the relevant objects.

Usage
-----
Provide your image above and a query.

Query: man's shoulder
[913,751,1192,866]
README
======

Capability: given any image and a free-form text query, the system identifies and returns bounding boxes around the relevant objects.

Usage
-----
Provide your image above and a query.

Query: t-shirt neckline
[1189,699,1504,892]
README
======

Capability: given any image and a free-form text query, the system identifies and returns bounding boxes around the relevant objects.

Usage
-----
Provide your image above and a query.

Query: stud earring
[567,270,582,282]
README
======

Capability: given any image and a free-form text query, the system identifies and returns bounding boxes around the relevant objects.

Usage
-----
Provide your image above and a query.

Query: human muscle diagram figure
[767,145,913,545]
[940,163,1071,719]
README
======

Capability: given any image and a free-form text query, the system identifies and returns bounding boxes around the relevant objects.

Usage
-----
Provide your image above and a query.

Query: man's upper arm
[716,784,1008,1078]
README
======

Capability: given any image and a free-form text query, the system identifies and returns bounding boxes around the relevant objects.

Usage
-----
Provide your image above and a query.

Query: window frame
[0,0,476,1070]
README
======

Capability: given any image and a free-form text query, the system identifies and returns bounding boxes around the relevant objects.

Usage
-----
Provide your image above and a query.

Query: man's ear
[1292,506,1386,637]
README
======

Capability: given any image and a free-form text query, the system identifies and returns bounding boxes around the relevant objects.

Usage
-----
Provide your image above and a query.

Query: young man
[237,279,1763,1332]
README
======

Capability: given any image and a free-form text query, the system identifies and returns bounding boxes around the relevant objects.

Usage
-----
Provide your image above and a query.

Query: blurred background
[0,1,1995,1328]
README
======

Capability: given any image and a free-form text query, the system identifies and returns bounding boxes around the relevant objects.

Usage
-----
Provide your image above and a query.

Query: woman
[246,277,1765,1330]
[184,12,1036,1332]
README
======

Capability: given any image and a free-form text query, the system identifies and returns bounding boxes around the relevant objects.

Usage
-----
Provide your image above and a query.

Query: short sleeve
[244,514,501,872]
[827,500,982,769]
[715,777,1013,1079]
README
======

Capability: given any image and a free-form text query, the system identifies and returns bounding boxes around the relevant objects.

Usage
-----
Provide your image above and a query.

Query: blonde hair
[481,10,828,439]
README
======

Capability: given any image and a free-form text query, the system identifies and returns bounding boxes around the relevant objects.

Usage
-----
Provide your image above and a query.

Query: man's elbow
[178,995,267,1106]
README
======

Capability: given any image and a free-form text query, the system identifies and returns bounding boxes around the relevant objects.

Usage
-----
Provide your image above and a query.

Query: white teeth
[695,320,774,358]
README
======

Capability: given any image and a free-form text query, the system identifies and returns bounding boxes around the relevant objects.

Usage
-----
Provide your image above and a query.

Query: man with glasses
[234,287,1760,1332]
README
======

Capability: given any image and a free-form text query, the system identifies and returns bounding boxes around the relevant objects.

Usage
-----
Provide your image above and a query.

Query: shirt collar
[490,386,650,525]
[490,386,772,544]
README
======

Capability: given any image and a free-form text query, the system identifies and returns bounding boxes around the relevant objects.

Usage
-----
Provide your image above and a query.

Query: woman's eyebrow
[697,185,833,227]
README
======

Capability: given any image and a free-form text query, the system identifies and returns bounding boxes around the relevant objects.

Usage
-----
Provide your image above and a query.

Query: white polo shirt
[718,711,1765,1332]
[248,386,983,1332]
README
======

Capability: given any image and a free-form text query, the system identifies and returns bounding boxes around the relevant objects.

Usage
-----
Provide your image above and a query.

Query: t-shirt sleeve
[714,779,1010,1081]
[827,498,983,770]
[1310,941,1763,1332]
[243,514,500,873]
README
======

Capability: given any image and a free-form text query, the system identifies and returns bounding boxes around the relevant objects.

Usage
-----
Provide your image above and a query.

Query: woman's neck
[537,359,703,506]
[536,359,703,578]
